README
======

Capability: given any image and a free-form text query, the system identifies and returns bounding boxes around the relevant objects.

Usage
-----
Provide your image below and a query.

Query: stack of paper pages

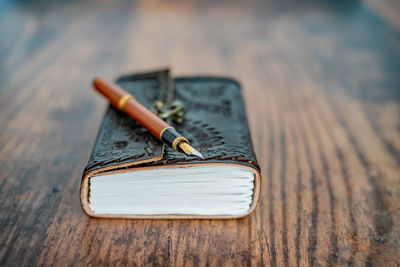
[89,165,255,216]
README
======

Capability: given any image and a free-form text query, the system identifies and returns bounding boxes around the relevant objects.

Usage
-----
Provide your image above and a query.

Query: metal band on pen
[172,136,188,151]
[160,127,188,151]
[118,94,135,110]
[159,126,174,140]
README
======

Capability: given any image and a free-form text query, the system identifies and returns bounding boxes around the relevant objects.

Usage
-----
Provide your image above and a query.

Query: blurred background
[1,0,399,137]
[0,0,399,266]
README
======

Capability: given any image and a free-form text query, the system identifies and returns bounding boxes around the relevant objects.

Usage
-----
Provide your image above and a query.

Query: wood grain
[1,0,399,266]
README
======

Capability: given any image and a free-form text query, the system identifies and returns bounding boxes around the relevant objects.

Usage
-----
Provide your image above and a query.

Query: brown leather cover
[81,70,261,219]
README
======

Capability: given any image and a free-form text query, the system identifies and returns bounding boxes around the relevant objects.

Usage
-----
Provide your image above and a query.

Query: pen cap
[93,78,126,107]
[92,77,170,139]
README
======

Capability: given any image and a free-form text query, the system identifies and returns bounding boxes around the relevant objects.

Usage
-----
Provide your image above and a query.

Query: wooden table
[1,0,399,266]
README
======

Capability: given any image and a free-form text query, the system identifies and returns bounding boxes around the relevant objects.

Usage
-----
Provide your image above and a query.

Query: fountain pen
[92,78,204,159]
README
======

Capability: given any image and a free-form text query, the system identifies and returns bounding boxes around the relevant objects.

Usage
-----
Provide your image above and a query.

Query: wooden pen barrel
[93,78,169,139]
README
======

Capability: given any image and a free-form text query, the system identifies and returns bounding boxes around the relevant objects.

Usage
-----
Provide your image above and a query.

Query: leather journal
[80,70,261,219]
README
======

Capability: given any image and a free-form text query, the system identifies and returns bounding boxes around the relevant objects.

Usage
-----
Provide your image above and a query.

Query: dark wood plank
[1,0,399,266]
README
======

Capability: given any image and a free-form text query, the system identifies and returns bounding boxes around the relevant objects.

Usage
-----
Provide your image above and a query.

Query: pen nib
[178,142,204,159]
[190,149,204,159]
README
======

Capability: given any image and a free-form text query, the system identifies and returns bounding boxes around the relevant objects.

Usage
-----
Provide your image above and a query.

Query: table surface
[1,0,399,266]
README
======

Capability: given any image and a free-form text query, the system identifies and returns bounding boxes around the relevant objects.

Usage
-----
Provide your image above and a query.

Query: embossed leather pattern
[84,71,260,175]
[84,70,170,173]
